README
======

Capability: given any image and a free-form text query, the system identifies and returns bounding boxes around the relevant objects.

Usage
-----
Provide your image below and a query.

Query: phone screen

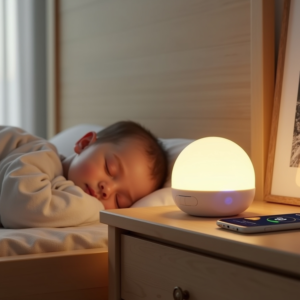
[220,213,300,227]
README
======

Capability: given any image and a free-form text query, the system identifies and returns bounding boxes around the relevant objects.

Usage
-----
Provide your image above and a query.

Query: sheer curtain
[0,0,47,138]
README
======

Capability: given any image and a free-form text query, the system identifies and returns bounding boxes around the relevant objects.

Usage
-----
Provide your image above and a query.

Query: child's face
[68,133,155,209]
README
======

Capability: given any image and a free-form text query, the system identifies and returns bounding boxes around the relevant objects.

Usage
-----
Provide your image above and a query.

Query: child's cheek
[80,163,98,178]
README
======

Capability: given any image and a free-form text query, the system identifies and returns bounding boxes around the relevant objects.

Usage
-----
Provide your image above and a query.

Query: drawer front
[121,235,300,300]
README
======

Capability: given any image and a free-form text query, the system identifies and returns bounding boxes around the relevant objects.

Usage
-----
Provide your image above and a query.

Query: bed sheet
[0,223,108,257]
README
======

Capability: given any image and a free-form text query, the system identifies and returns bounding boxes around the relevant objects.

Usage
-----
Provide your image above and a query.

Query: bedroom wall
[58,0,252,152]
[57,0,275,201]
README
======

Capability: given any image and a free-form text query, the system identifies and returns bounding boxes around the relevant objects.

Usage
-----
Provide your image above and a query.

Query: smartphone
[216,213,300,233]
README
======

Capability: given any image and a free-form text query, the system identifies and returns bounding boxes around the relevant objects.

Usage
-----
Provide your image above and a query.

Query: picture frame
[265,0,300,205]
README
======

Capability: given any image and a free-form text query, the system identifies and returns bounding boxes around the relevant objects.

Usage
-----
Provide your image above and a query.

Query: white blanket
[0,223,108,256]
[0,126,104,228]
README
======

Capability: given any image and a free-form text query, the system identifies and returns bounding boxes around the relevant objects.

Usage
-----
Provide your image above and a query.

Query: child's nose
[99,181,113,199]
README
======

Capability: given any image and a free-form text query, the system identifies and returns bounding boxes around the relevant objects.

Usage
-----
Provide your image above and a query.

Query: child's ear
[74,131,97,154]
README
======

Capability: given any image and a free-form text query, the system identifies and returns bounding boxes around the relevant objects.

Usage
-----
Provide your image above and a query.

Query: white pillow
[50,124,193,207]
[131,187,174,207]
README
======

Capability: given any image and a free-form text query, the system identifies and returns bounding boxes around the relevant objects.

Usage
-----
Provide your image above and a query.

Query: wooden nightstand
[100,201,300,300]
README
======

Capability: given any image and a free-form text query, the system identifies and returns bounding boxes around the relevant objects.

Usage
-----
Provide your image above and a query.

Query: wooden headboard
[53,0,274,200]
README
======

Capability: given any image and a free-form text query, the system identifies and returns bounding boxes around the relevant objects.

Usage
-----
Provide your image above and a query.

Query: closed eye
[105,160,111,176]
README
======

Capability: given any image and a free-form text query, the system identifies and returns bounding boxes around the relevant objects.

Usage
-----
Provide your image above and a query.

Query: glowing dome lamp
[172,137,255,217]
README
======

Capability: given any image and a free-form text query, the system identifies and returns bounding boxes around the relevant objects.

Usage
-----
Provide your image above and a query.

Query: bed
[0,0,274,299]
[0,123,193,299]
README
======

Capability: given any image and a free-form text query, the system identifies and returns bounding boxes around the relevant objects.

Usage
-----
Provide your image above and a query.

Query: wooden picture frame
[265,0,300,205]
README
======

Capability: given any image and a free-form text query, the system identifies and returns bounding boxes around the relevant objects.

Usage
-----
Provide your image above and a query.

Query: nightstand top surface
[101,200,300,277]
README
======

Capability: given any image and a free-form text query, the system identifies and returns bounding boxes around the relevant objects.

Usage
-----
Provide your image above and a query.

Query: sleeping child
[0,121,168,229]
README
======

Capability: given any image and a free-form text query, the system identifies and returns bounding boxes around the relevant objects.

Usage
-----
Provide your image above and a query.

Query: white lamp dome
[172,137,255,217]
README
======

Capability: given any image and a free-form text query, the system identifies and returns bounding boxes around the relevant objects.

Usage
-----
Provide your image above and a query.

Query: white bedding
[0,124,192,256]
[0,223,108,256]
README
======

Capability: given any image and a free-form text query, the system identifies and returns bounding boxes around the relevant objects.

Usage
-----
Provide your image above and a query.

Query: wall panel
[58,0,274,200]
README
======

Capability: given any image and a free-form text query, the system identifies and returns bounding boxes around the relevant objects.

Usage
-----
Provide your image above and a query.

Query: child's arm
[0,127,104,229]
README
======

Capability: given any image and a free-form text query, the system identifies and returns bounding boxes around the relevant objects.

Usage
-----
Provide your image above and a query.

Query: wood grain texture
[107,226,122,300]
[121,235,300,300]
[59,0,251,151]
[251,0,275,202]
[0,248,108,300]
[1,288,108,300]
[101,201,300,278]
[60,0,98,13]
[264,0,298,205]
[58,0,274,201]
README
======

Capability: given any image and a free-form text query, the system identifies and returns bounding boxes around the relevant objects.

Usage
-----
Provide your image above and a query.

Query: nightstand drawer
[121,235,299,300]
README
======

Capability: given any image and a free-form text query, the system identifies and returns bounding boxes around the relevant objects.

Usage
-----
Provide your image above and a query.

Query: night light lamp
[172,137,255,217]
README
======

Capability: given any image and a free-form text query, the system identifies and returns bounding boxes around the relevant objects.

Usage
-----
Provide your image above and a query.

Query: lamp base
[172,188,255,217]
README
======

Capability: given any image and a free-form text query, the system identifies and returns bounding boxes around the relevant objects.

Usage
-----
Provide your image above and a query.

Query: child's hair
[96,121,168,190]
